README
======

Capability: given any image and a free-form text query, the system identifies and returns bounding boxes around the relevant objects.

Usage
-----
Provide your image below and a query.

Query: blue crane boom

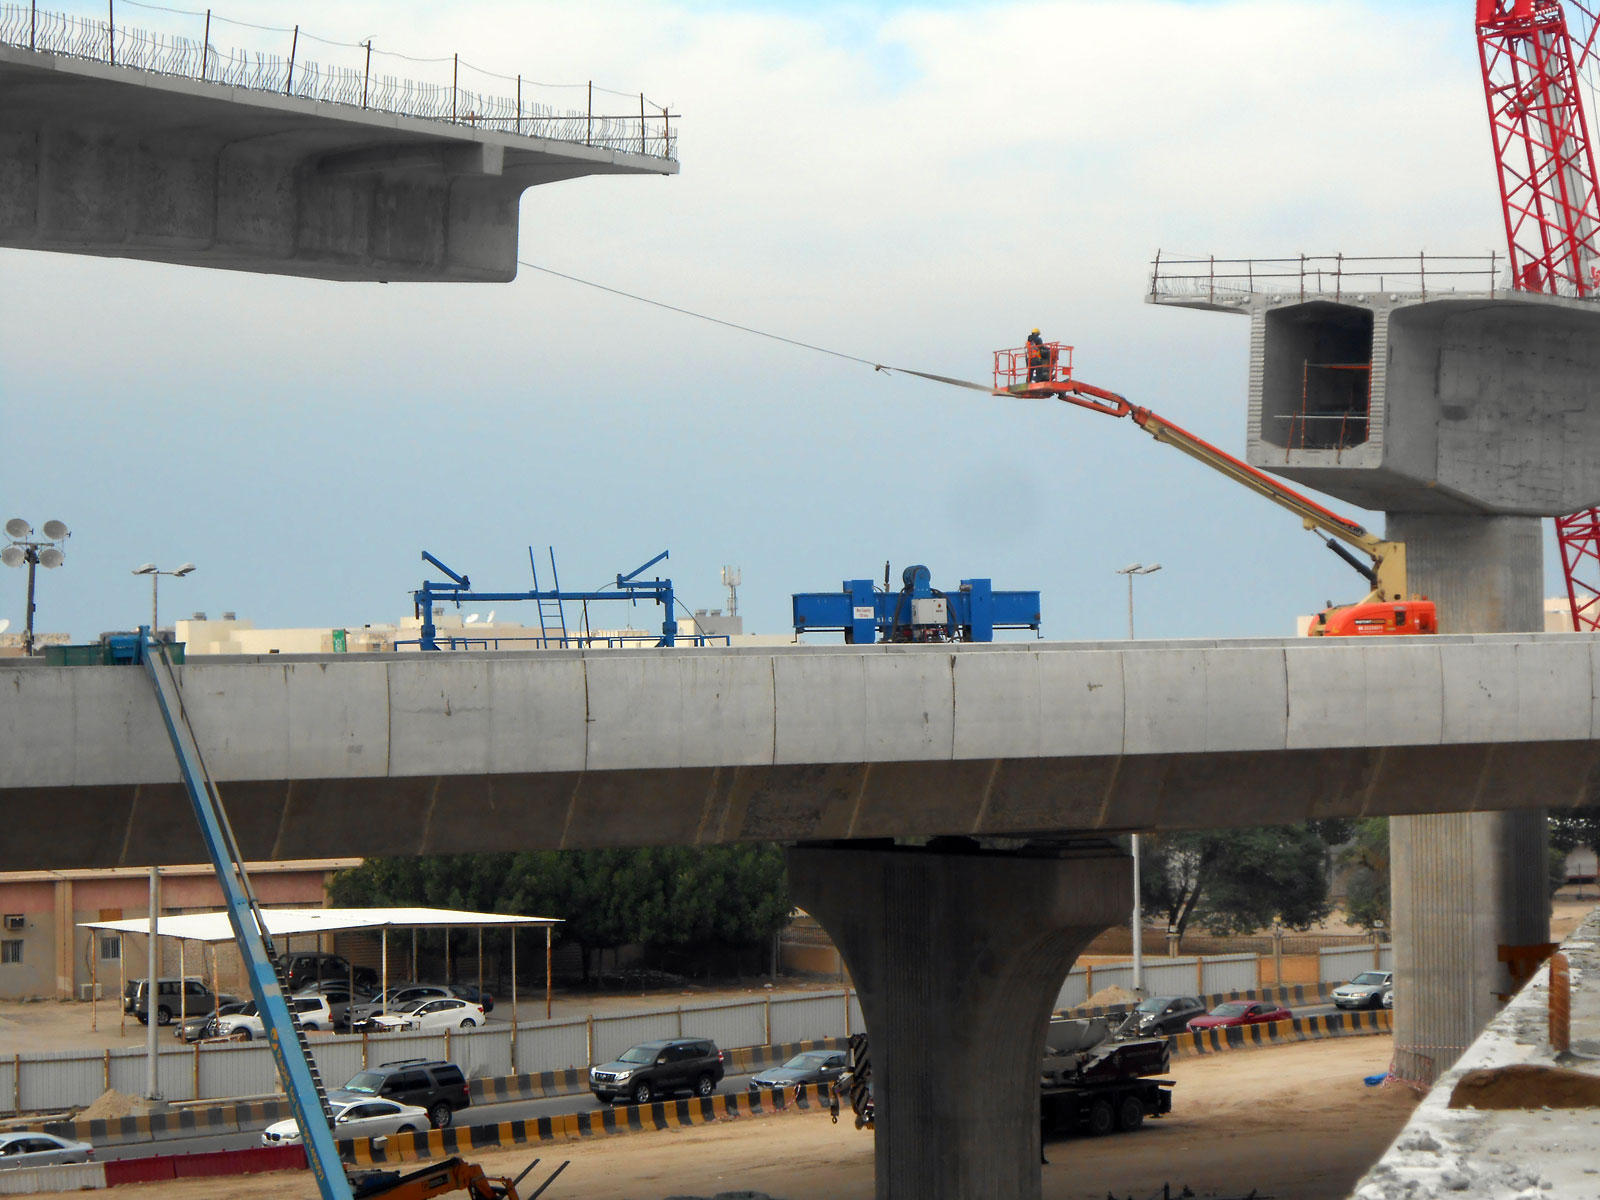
[138,633,352,1200]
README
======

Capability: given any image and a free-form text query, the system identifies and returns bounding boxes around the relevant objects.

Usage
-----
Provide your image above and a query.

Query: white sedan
[0,1133,95,1168]
[366,997,485,1033]
[260,1098,429,1146]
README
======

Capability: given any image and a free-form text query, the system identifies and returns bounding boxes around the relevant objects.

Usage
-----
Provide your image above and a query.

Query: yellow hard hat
[1031,327,1040,334]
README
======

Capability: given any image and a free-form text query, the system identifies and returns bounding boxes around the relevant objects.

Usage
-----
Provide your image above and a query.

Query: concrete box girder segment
[1163,289,1600,516]
[0,45,675,281]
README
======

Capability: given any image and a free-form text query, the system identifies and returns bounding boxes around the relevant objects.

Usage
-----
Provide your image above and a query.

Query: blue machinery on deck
[135,630,353,1200]
[792,565,1041,643]
[413,549,679,652]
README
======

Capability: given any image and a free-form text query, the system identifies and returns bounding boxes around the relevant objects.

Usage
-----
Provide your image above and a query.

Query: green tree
[1339,818,1390,931]
[1140,823,1334,942]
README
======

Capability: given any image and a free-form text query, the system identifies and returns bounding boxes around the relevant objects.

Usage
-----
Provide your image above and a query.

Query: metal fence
[1319,943,1392,982]
[1149,252,1509,305]
[1054,954,1260,1009]
[0,2,677,159]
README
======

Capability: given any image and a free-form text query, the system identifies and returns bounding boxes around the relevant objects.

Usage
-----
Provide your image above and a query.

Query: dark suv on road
[329,1058,471,1129]
[589,1038,725,1105]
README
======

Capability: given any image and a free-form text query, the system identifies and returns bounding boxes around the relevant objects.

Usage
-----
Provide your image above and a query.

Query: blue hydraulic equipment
[792,565,1041,643]
[133,630,351,1200]
[415,549,678,651]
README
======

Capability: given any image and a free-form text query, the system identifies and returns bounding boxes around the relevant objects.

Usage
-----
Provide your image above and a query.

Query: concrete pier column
[1385,513,1551,1083]
[787,840,1130,1200]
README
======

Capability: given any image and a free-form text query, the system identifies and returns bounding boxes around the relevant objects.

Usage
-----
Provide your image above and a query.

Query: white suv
[214,996,334,1039]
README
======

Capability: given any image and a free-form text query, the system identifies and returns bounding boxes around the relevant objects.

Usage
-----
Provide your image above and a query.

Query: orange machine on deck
[994,342,1437,637]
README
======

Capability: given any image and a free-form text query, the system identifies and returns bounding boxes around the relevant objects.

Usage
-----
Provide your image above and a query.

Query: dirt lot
[37,1036,1414,1200]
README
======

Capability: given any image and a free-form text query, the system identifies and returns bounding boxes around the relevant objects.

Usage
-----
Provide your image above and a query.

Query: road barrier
[1169,1008,1392,1056]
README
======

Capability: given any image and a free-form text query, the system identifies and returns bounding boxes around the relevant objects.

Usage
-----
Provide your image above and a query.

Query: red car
[1186,1001,1292,1031]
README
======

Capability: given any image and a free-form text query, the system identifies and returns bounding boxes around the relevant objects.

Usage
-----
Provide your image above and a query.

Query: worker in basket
[1026,328,1049,382]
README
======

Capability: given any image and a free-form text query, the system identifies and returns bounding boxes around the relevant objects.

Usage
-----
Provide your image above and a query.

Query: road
[95,1069,772,1162]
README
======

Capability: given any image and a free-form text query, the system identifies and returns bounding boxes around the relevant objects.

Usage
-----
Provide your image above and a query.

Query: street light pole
[132,562,196,634]
[4,519,70,656]
[1114,562,1162,994]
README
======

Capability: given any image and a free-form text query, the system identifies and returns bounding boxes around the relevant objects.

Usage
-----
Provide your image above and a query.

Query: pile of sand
[1075,985,1140,1011]
[77,1090,153,1121]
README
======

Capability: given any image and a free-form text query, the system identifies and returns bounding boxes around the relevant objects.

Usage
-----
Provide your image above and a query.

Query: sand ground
[35,1035,1415,1200]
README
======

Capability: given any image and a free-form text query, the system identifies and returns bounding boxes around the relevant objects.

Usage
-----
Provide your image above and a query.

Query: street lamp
[3,518,70,656]
[1115,562,1162,993]
[1113,562,1162,639]
[132,562,196,633]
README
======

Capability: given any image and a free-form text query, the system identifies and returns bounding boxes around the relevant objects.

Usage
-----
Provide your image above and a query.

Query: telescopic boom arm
[993,364,1408,605]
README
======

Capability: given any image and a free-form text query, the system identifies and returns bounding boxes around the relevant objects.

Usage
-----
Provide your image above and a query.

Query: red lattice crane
[1475,0,1600,627]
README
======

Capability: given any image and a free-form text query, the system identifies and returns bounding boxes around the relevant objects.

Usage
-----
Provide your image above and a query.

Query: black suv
[589,1038,725,1105]
[329,1059,470,1129]
[283,952,378,993]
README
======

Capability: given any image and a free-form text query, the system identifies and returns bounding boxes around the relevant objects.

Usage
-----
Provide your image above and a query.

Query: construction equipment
[350,1157,568,1200]
[792,564,1041,642]
[413,549,681,651]
[830,1018,1173,1139]
[993,345,1437,636]
[1473,0,1600,629]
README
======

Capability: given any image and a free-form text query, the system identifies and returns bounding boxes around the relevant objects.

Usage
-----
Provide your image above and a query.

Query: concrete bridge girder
[0,45,674,281]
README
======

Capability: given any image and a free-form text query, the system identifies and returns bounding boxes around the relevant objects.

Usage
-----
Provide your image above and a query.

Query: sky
[0,0,1577,644]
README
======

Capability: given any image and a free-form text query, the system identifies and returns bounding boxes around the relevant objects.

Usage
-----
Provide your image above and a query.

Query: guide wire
[516,259,1007,396]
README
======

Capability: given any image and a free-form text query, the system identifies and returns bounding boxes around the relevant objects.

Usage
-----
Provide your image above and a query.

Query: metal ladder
[529,546,568,647]
[141,637,351,1200]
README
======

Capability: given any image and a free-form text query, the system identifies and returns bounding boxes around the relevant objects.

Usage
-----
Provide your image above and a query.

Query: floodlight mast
[3,519,69,655]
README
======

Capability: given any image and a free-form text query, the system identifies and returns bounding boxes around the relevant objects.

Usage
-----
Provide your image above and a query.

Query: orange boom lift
[993,343,1437,636]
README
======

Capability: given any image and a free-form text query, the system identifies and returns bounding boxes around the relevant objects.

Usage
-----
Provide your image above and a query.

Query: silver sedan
[0,1133,95,1169]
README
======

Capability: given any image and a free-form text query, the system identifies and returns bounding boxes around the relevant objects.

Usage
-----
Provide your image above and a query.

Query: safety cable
[516,259,1009,395]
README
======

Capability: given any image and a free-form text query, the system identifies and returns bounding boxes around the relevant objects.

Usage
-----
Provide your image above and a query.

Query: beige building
[0,861,358,1001]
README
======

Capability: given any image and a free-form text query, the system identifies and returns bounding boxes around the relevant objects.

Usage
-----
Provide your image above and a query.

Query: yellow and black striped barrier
[1063,981,1338,1022]
[1169,1008,1391,1057]
[339,1084,830,1166]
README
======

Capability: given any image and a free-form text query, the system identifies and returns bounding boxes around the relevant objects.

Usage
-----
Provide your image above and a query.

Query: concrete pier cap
[788,837,1131,1200]
[1154,256,1600,1083]
[1245,291,1600,515]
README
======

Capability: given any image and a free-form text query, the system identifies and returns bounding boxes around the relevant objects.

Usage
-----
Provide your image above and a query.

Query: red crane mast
[1476,0,1600,627]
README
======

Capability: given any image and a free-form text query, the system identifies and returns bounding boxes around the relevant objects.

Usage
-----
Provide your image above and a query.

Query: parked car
[330,1059,472,1130]
[1114,995,1207,1038]
[122,978,229,1026]
[1332,971,1394,1010]
[1382,987,1394,1010]
[448,983,495,1013]
[1186,1001,1292,1031]
[0,1133,94,1169]
[282,952,378,993]
[174,1000,249,1042]
[589,1038,725,1105]
[260,1097,428,1147]
[362,997,485,1034]
[293,983,365,1030]
[213,995,335,1040]
[346,984,454,1027]
[748,1050,846,1092]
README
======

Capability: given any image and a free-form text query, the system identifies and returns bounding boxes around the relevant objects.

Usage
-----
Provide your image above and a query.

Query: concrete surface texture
[787,841,1130,1200]
[0,44,674,281]
[1353,906,1600,1199]
[3,635,1600,869]
[1388,512,1551,1085]
[1244,292,1600,515]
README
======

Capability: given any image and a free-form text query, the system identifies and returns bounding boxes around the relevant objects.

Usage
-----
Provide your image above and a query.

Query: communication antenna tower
[721,565,742,617]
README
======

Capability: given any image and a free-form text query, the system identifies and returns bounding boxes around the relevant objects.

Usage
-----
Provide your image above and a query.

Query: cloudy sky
[1,0,1569,644]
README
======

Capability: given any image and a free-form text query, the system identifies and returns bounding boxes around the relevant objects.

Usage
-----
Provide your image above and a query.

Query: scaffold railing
[1148,252,1512,304]
[0,1,678,161]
